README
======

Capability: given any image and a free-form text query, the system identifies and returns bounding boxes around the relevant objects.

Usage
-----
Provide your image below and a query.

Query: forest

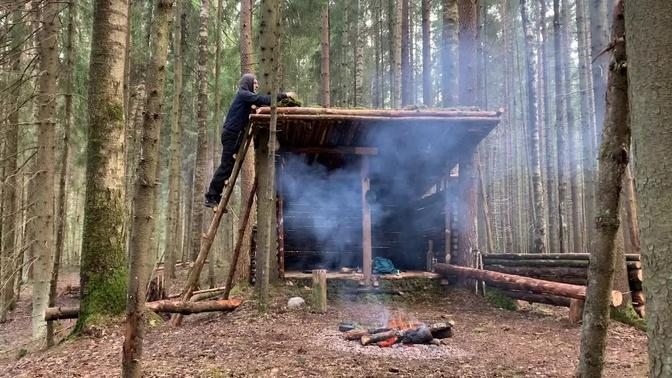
[0,0,670,376]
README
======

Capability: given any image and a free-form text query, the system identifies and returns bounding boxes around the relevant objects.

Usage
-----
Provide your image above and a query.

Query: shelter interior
[250,107,500,282]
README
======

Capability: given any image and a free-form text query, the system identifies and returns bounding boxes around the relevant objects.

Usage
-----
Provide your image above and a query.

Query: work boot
[204,195,220,209]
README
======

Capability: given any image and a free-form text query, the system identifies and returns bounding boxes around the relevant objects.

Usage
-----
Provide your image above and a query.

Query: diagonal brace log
[223,179,257,299]
[170,124,254,326]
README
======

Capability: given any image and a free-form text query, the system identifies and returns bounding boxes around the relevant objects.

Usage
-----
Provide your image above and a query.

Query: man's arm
[241,90,288,106]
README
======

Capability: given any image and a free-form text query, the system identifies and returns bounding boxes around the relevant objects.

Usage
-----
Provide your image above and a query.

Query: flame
[386,311,422,331]
[378,310,422,347]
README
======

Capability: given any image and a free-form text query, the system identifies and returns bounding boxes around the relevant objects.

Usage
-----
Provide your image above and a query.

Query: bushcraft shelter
[249,107,501,284]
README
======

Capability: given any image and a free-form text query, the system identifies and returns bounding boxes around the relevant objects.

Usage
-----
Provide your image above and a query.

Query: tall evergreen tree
[78,0,130,331]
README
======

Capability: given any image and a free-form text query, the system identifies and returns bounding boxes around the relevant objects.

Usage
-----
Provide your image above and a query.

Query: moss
[611,305,647,331]
[75,268,127,333]
[105,102,125,123]
[484,288,518,311]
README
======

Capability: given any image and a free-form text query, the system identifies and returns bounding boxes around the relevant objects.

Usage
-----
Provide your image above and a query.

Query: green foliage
[484,289,519,311]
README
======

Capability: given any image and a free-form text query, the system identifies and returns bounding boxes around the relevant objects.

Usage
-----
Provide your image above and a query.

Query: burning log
[435,263,623,307]
[344,329,370,340]
[361,330,399,346]
[400,326,433,344]
[429,322,454,339]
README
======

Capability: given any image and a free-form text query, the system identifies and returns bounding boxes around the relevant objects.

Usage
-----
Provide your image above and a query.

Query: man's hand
[285,91,297,99]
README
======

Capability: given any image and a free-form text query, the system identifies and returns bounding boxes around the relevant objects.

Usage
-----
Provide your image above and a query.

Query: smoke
[279,120,464,272]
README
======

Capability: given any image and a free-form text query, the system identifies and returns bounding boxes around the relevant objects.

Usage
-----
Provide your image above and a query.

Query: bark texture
[441,0,458,107]
[32,0,58,339]
[578,2,628,376]
[520,0,546,254]
[122,1,173,376]
[78,0,129,331]
[625,1,672,376]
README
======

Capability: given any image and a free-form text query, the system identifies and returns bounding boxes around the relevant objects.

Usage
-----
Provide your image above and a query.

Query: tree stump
[569,299,585,325]
[312,269,327,313]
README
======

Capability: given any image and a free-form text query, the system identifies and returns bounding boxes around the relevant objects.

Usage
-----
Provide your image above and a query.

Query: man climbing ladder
[205,73,295,208]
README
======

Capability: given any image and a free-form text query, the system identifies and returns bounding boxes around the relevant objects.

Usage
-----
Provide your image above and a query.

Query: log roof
[250,107,500,153]
[250,107,501,190]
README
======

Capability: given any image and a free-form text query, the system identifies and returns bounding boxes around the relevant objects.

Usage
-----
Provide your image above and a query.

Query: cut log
[429,322,453,339]
[45,306,79,321]
[361,330,398,346]
[145,298,242,314]
[312,269,327,313]
[435,264,623,307]
[344,328,370,340]
[484,259,590,268]
[496,289,572,307]
[628,268,643,283]
[569,299,585,325]
[45,298,243,320]
[483,265,588,278]
[167,286,227,299]
[483,253,640,261]
[632,291,646,306]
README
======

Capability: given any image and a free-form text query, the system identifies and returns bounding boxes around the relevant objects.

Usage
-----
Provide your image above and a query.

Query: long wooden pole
[170,124,254,326]
[223,180,257,299]
[361,156,372,286]
[435,263,622,306]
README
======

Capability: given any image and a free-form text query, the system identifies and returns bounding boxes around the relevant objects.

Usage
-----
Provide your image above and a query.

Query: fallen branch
[44,298,242,321]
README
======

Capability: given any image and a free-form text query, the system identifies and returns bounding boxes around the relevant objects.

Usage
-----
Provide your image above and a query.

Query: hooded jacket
[222,74,287,133]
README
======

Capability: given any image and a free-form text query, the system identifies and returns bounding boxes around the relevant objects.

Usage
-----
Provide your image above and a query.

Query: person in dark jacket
[205,73,295,208]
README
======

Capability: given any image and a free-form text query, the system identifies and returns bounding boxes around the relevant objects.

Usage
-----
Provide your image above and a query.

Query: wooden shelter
[250,107,501,284]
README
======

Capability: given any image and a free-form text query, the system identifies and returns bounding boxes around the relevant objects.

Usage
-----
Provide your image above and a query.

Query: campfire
[339,311,454,348]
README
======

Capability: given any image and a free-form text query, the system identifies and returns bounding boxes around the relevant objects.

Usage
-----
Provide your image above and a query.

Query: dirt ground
[0,269,648,377]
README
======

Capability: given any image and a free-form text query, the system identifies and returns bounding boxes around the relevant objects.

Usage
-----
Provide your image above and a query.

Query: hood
[239,73,256,92]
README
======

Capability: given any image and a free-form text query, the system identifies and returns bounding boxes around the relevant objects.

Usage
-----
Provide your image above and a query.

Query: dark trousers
[206,128,243,202]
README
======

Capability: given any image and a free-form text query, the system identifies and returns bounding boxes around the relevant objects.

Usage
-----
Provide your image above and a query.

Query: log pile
[481,253,644,315]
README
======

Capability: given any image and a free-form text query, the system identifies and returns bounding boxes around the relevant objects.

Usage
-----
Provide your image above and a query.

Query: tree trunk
[441,0,458,107]
[577,2,628,375]
[240,0,253,75]
[590,0,608,141]
[165,0,184,286]
[238,0,255,286]
[561,0,584,255]
[458,0,478,106]
[625,1,672,376]
[122,2,173,376]
[1,5,24,323]
[520,0,546,254]
[401,0,411,106]
[188,0,210,265]
[320,1,330,107]
[421,0,431,106]
[255,0,281,306]
[78,0,130,332]
[354,0,365,107]
[48,0,76,346]
[391,0,402,108]
[576,0,597,245]
[31,0,58,339]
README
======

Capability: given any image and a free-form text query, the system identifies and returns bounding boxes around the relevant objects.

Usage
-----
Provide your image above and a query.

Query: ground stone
[288,297,305,309]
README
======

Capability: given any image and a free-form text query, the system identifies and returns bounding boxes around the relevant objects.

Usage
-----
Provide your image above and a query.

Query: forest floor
[0,268,648,377]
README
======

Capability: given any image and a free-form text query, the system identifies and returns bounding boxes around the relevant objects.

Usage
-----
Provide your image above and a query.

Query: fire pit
[339,310,454,347]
